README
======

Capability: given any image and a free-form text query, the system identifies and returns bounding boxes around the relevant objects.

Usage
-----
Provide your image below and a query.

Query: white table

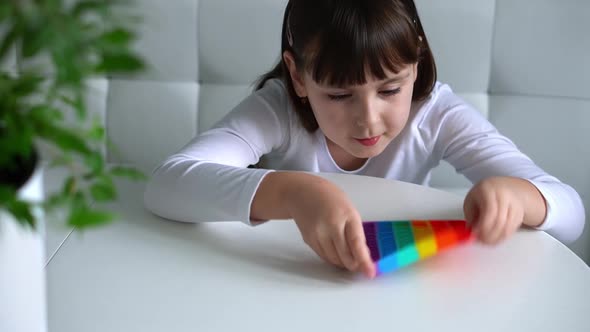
[47,173,590,332]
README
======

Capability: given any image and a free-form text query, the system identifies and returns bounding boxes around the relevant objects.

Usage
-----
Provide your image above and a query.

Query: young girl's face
[303,64,418,162]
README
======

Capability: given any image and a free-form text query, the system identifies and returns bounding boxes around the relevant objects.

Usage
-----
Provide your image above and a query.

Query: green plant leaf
[99,28,134,47]
[95,53,144,73]
[52,49,84,86]
[0,4,14,21]
[59,93,86,119]
[68,206,115,228]
[29,104,65,123]
[0,24,18,63]
[0,114,35,167]
[86,122,105,141]
[83,153,105,176]
[90,175,116,202]
[37,123,92,155]
[62,176,76,196]
[21,22,50,59]
[0,185,16,203]
[43,192,67,211]
[109,165,147,181]
[13,73,45,97]
[7,200,36,229]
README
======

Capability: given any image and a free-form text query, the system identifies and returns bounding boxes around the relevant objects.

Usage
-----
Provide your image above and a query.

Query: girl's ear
[282,51,307,98]
[412,62,419,83]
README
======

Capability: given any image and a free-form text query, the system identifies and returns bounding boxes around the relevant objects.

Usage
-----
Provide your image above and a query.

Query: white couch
[9,0,588,261]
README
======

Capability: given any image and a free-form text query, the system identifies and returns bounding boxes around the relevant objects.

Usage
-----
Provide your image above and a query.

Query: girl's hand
[284,176,376,278]
[463,176,545,245]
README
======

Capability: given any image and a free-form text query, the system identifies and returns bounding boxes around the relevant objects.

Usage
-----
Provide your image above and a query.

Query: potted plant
[0,1,145,331]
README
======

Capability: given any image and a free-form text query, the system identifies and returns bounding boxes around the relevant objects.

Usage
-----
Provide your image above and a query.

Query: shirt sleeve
[422,85,585,244]
[143,81,290,225]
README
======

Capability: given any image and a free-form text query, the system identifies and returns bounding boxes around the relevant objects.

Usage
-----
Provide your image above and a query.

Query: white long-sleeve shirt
[144,79,585,244]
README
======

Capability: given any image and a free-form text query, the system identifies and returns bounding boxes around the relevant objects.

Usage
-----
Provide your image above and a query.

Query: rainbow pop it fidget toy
[363,220,474,275]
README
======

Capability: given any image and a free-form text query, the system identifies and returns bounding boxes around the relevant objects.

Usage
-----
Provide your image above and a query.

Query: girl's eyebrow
[379,73,410,85]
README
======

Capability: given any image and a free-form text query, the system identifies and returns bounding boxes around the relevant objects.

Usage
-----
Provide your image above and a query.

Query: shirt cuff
[524,179,556,232]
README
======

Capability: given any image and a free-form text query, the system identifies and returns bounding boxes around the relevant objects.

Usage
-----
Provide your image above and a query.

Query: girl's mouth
[355,136,380,146]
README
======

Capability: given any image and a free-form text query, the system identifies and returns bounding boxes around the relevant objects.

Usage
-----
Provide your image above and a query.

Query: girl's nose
[355,99,379,127]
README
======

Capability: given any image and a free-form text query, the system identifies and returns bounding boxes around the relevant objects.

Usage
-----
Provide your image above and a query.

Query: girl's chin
[348,145,385,159]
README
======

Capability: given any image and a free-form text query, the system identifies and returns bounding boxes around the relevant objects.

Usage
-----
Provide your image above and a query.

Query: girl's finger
[307,237,333,266]
[486,200,509,244]
[319,235,344,268]
[502,204,523,241]
[476,191,498,242]
[463,194,479,227]
[345,220,376,278]
[332,232,356,272]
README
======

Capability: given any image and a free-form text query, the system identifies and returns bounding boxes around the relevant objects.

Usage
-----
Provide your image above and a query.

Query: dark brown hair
[256,0,437,132]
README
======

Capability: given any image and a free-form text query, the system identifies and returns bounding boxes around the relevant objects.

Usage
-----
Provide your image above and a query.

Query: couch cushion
[106,79,199,171]
[416,0,496,93]
[120,0,199,82]
[490,0,590,99]
[198,0,286,85]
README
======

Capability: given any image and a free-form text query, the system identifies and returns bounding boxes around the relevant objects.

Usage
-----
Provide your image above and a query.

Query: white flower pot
[0,167,47,332]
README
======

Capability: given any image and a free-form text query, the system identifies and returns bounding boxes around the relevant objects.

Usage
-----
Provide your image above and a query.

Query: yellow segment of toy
[412,221,438,259]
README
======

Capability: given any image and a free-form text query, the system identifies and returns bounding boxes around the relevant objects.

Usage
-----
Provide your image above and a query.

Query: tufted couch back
[4,0,589,260]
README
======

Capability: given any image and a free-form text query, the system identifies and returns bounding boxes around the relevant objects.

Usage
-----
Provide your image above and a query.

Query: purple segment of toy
[363,222,380,261]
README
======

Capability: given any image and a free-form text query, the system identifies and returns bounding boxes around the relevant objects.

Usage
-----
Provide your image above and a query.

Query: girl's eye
[327,94,351,101]
[380,88,401,96]
[327,88,401,101]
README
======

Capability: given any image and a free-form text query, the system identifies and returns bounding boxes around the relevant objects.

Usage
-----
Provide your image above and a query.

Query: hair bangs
[304,1,420,87]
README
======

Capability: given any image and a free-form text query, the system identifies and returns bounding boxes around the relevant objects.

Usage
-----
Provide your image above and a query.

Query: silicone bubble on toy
[363,220,474,275]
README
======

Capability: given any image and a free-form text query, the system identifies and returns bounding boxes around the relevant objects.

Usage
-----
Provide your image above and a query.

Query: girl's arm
[425,85,585,244]
[144,81,288,224]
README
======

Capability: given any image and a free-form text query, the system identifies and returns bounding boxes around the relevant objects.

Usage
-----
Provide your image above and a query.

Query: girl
[144,0,585,278]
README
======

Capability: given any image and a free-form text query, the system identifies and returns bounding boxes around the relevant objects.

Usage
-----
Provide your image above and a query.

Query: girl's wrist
[514,177,547,228]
